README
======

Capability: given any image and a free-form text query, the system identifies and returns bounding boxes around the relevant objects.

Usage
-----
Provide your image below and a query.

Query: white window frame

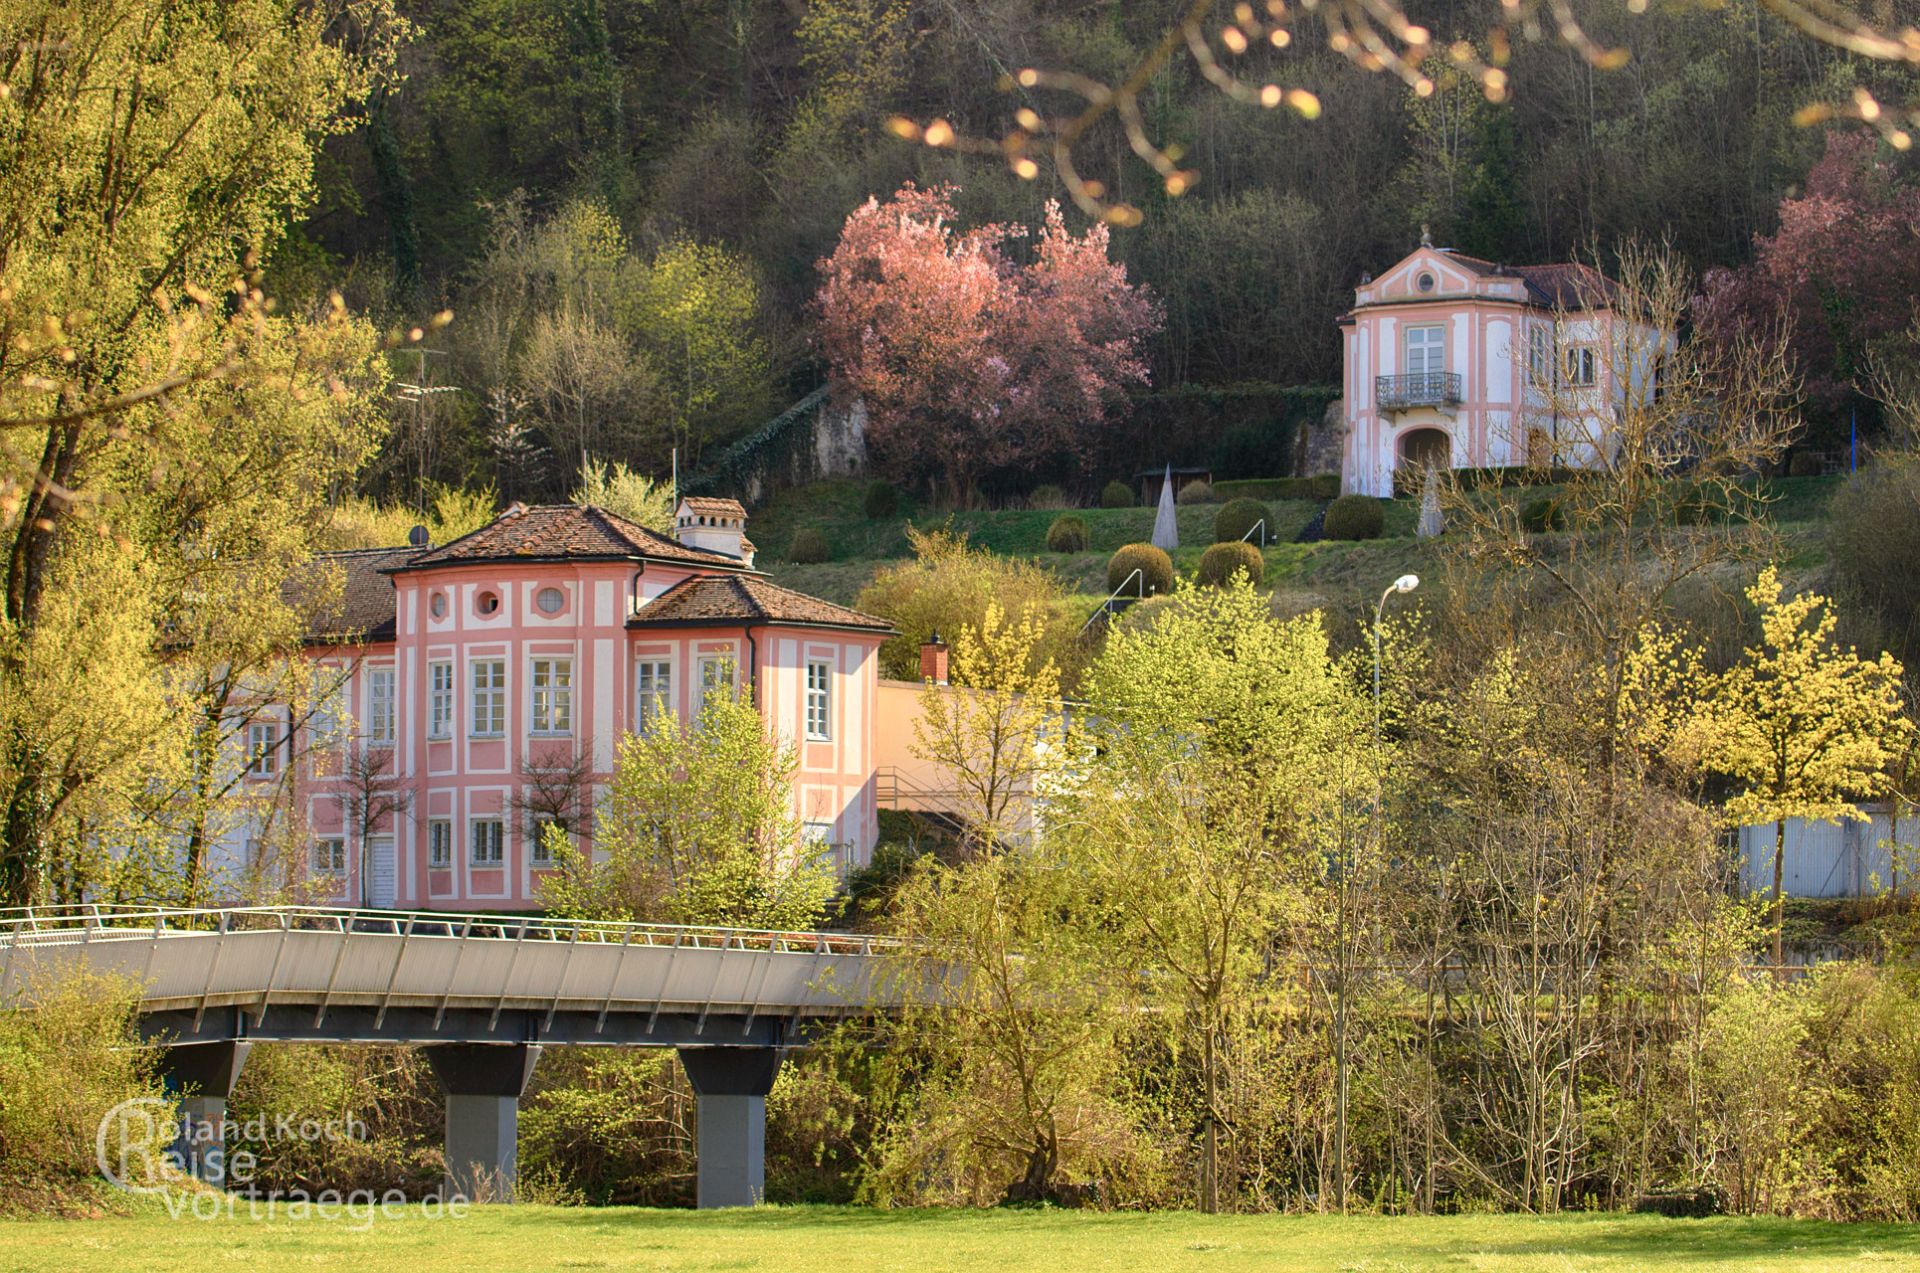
[470,659,507,738]
[428,819,452,869]
[1565,344,1597,388]
[1405,324,1445,376]
[367,667,396,744]
[530,816,565,866]
[805,661,832,741]
[694,655,736,719]
[246,721,280,779]
[427,661,455,740]
[636,660,672,729]
[529,657,573,736]
[470,818,504,867]
[1528,326,1552,388]
[312,837,346,874]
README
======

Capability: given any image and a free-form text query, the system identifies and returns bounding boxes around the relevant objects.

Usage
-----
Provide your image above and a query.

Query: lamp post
[1336,572,1419,1211]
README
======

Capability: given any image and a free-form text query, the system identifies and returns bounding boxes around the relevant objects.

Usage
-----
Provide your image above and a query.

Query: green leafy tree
[539,694,836,929]
[1056,579,1373,1211]
[572,458,674,532]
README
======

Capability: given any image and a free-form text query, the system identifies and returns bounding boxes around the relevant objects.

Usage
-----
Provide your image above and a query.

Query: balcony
[1376,371,1463,412]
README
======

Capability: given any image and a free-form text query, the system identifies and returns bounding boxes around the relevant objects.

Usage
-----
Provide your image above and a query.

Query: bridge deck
[0,906,897,1034]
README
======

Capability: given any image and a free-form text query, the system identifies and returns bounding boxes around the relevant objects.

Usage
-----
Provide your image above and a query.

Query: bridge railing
[0,903,901,957]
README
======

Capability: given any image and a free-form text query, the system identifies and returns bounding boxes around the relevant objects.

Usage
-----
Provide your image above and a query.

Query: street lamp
[1338,572,1420,1212]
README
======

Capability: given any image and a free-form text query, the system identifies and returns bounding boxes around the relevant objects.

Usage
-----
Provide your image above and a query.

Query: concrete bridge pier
[679,1046,782,1209]
[424,1043,541,1202]
[160,1040,251,1185]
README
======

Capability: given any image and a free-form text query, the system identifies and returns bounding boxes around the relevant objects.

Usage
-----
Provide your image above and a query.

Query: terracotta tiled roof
[677,496,747,518]
[631,575,892,633]
[1444,254,1621,310]
[396,504,747,571]
[298,548,413,644]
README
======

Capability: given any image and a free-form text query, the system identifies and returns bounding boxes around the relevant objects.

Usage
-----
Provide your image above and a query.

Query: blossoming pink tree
[816,183,1158,502]
[1696,132,1920,420]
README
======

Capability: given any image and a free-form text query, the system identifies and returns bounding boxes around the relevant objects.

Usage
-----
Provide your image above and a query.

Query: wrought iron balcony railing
[1376,371,1463,411]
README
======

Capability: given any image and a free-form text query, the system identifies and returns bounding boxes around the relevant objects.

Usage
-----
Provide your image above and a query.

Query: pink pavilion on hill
[266,498,892,911]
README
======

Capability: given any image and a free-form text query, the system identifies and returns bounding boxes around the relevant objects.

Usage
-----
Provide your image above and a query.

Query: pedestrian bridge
[0,905,907,1207]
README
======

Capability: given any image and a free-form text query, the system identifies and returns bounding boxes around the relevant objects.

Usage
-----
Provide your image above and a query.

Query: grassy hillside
[758,476,1845,613]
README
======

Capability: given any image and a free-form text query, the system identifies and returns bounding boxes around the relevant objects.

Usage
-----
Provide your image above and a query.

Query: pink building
[263,499,891,911]
[1338,236,1659,497]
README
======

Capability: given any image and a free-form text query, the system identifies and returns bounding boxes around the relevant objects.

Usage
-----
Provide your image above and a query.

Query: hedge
[1215,475,1341,502]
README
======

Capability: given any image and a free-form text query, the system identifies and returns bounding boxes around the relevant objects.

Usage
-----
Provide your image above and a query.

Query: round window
[429,592,447,619]
[536,586,566,615]
[1417,272,1436,293]
[477,590,500,616]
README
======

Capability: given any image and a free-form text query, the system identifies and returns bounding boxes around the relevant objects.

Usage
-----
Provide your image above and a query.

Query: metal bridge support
[679,1046,781,1209]
[160,1040,251,1185]
[424,1043,541,1202]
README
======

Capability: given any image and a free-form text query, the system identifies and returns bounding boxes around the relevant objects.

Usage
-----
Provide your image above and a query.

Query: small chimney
[673,497,753,564]
[919,631,949,685]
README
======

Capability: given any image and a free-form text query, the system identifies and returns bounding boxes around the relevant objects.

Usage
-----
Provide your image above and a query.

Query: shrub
[787,527,831,563]
[856,526,1080,684]
[1519,496,1563,533]
[1046,515,1088,553]
[1322,494,1384,541]
[1107,543,1174,596]
[1175,479,1217,505]
[1100,480,1134,509]
[0,969,164,1209]
[1197,541,1265,587]
[575,458,673,531]
[863,480,899,519]
[1830,456,1920,666]
[1027,484,1072,510]
[1213,497,1271,544]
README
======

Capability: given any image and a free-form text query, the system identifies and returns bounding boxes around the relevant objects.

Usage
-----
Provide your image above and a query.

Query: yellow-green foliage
[1107,543,1173,596]
[538,695,835,930]
[326,485,498,551]
[857,527,1078,686]
[0,970,161,1207]
[572,458,673,532]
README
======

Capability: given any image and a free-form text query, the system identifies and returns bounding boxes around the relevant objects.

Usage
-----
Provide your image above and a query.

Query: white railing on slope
[1080,566,1146,634]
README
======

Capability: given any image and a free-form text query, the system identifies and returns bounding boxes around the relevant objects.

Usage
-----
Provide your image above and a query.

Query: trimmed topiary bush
[863,480,899,519]
[1213,497,1271,545]
[1027,484,1072,510]
[788,527,831,563]
[1197,541,1265,587]
[1175,479,1217,505]
[1322,494,1384,541]
[1519,496,1563,533]
[1107,543,1174,596]
[1046,515,1089,553]
[1100,480,1134,509]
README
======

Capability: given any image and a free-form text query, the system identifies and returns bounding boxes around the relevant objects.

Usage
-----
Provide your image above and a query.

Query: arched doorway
[1398,427,1451,472]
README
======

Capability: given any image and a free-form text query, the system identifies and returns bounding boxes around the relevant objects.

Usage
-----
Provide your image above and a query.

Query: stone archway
[1398,427,1451,472]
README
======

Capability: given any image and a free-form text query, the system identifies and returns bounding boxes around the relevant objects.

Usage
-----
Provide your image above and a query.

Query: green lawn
[4,1204,1919,1272]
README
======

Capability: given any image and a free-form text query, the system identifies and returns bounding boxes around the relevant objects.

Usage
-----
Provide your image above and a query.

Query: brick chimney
[919,631,949,685]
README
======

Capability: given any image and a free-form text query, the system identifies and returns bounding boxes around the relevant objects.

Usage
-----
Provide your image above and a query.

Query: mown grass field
[757,475,1846,610]
[3,1204,1918,1272]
